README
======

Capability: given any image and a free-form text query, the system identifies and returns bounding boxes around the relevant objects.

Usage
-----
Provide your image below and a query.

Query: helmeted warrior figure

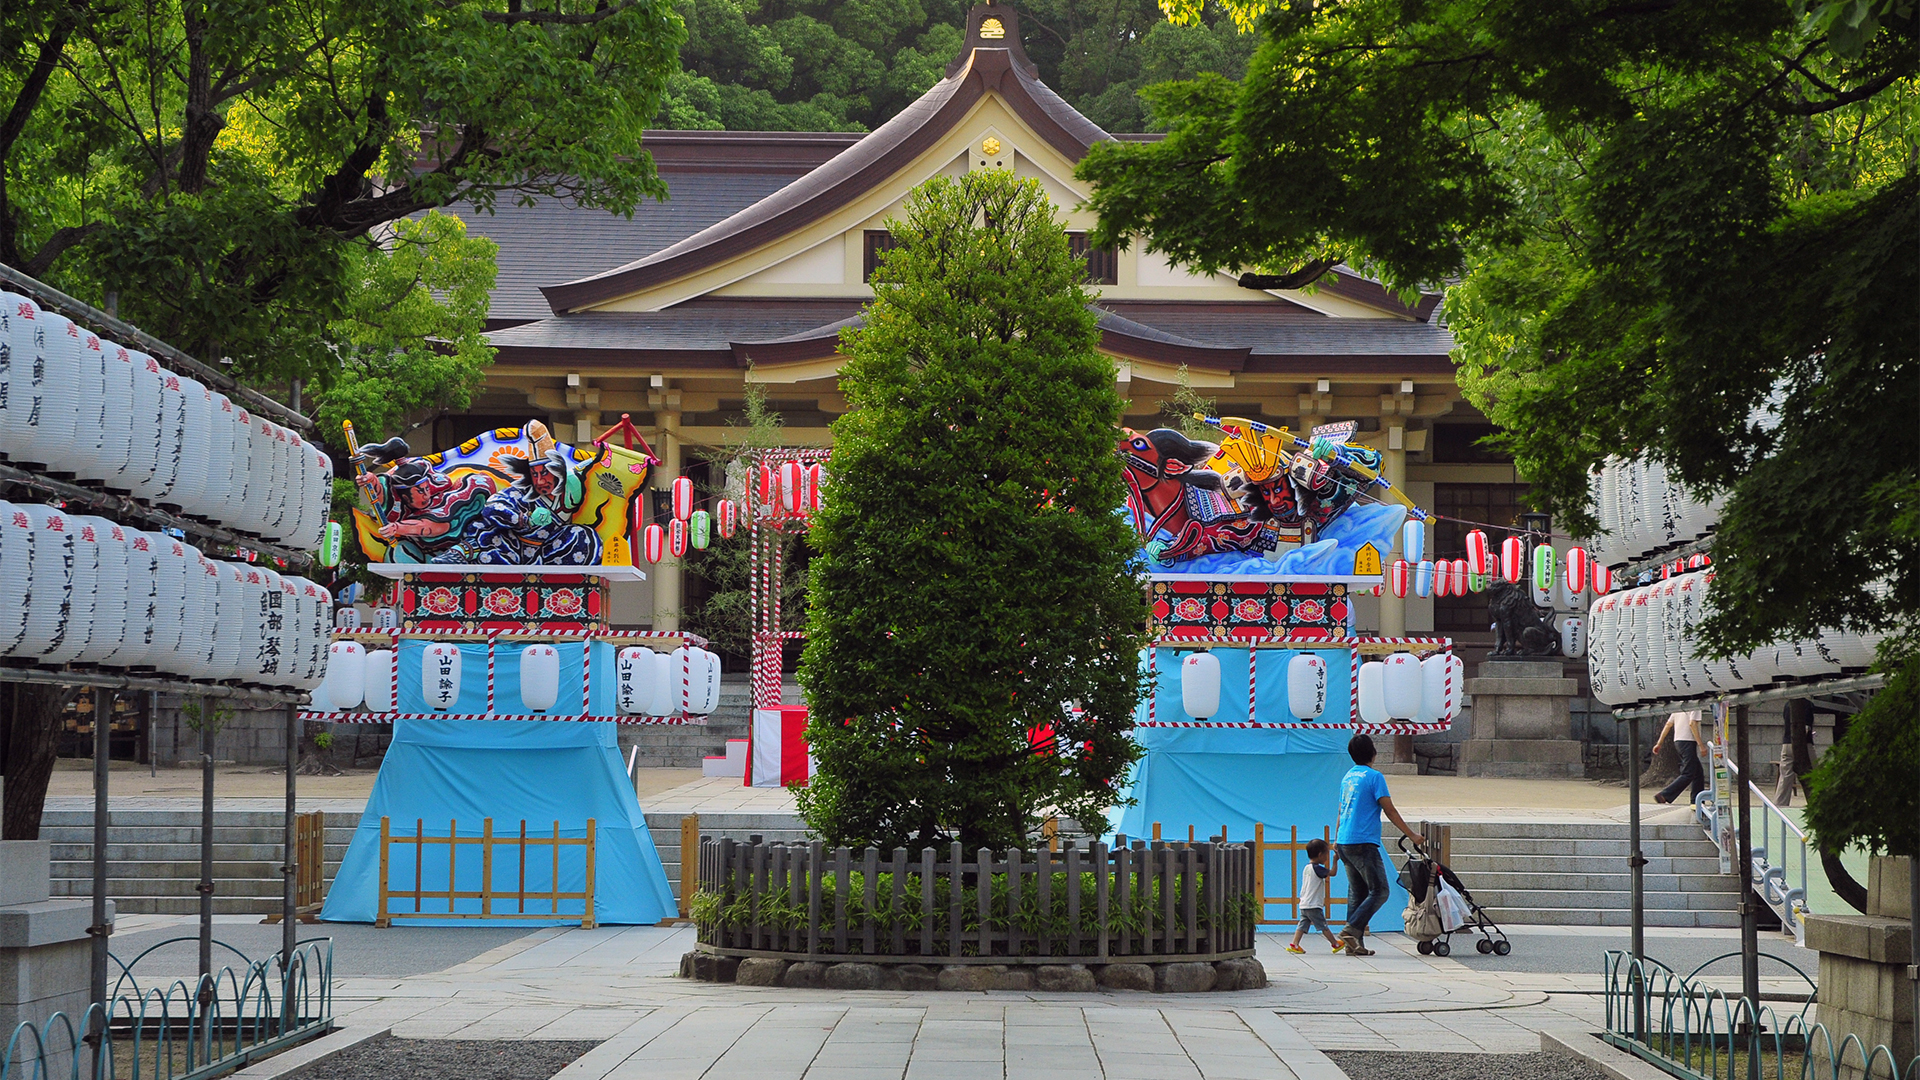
[435,447,602,566]
[362,448,493,564]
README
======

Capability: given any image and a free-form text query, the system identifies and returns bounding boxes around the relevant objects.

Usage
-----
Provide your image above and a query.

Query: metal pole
[89,690,111,1061]
[1626,711,1646,1040]
[198,696,214,997]
[1735,703,1760,1064]
[282,704,297,966]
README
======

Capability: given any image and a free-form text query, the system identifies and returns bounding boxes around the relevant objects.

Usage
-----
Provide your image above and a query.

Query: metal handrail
[1696,754,1813,944]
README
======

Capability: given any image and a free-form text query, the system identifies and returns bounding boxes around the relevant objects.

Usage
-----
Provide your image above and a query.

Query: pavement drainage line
[1273,995,1549,1015]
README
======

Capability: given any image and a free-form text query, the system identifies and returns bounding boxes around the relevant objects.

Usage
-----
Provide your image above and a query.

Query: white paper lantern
[647,650,677,716]
[40,512,99,666]
[0,502,31,655]
[264,423,293,539]
[299,582,332,689]
[319,641,366,710]
[421,643,462,711]
[15,505,73,659]
[203,395,240,523]
[689,648,722,715]
[119,532,164,669]
[117,352,164,493]
[79,519,129,665]
[1357,661,1388,725]
[249,566,284,684]
[169,379,212,512]
[1180,652,1221,719]
[616,647,657,715]
[1419,652,1459,723]
[134,370,186,504]
[520,645,560,712]
[0,294,42,460]
[1285,653,1328,721]
[1381,652,1422,719]
[96,341,136,486]
[1559,616,1585,659]
[364,649,395,712]
[28,314,83,469]
[68,330,111,480]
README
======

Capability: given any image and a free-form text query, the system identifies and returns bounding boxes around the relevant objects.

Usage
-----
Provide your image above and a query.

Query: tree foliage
[657,0,1256,133]
[2,0,683,436]
[796,170,1148,851]
[1079,0,1917,856]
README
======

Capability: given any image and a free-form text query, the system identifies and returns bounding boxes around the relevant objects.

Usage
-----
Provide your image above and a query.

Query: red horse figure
[1118,428,1264,564]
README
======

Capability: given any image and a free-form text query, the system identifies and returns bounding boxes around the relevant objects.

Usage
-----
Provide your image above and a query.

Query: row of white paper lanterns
[1587,572,1886,706]
[310,642,722,716]
[1176,651,1464,725]
[1586,456,1725,568]
[0,500,331,687]
[0,292,332,547]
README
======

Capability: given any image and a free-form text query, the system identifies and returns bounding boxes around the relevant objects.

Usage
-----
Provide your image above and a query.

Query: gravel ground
[283,1038,597,1079]
[1328,1051,1613,1080]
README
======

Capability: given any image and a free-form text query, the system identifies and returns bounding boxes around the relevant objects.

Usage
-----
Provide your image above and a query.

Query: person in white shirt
[1287,838,1346,954]
[1653,709,1707,805]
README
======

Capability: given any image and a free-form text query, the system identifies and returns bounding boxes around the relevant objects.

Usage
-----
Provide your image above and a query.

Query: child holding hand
[1287,837,1345,954]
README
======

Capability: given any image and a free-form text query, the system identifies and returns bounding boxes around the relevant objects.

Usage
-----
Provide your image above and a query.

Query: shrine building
[428,4,1524,650]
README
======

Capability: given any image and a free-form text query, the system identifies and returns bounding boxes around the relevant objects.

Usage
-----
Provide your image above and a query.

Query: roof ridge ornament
[946,3,1038,79]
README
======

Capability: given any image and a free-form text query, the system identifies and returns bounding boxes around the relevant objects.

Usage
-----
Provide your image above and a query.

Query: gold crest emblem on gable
[979,16,1005,38]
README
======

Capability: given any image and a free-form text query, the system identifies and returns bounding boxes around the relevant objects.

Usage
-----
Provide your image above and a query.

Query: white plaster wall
[1135,252,1222,288]
[742,236,847,285]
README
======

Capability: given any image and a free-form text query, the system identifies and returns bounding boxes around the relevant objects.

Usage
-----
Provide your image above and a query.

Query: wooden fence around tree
[694,837,1257,964]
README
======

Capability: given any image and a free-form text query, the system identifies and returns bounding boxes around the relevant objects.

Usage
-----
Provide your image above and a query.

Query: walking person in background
[1287,838,1346,955]
[1336,734,1425,957]
[1653,709,1707,805]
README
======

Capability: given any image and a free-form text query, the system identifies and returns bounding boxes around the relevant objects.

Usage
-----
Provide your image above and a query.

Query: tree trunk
[3,684,71,840]
[1822,848,1870,914]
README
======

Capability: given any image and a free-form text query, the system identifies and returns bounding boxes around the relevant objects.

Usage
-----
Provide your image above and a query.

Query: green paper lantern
[689,509,711,550]
[319,520,343,567]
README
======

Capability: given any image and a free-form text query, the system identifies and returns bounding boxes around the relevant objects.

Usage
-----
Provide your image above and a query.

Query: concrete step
[1441,821,1705,841]
[41,810,355,828]
[1444,871,1739,894]
[54,877,325,898]
[1466,888,1739,912]
[50,843,352,862]
[48,859,339,880]
[1447,836,1716,858]
[1445,853,1725,876]
[82,897,289,915]
[1477,906,1743,928]
[39,827,360,847]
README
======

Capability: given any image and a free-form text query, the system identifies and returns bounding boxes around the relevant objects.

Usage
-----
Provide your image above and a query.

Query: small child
[1287,838,1344,954]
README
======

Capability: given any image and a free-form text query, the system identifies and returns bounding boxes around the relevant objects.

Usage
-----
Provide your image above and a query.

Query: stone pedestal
[1805,856,1913,1079]
[1459,660,1584,778]
[1,840,106,1076]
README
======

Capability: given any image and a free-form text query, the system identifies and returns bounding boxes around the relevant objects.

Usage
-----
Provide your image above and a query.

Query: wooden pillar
[653,414,682,631]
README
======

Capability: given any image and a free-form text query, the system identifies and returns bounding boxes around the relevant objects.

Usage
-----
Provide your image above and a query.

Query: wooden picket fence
[376,816,597,928]
[694,837,1257,964]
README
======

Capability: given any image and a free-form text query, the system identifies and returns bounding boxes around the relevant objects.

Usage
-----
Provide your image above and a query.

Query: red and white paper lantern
[1433,560,1452,598]
[1593,563,1613,595]
[780,460,804,515]
[715,498,737,539]
[749,705,812,788]
[642,523,666,564]
[1447,559,1467,597]
[1500,536,1525,583]
[668,517,688,558]
[670,476,694,521]
[1564,548,1591,597]
[1389,560,1411,599]
[1465,530,1491,575]
[806,462,824,512]
[755,464,775,509]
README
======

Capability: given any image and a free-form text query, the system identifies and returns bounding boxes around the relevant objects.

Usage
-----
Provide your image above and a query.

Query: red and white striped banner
[298,711,704,724]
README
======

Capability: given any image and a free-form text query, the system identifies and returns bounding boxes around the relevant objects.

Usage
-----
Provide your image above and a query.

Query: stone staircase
[1440,820,1741,928]
[617,681,754,769]
[42,809,361,915]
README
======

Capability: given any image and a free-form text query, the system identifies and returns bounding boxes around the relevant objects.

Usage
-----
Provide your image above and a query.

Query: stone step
[1477,906,1743,928]
[1443,870,1739,894]
[87,897,288,915]
[1444,853,1725,876]
[40,810,355,829]
[1439,821,1705,841]
[1465,888,1739,912]
[50,842,352,862]
[1446,837,1716,858]
[50,860,345,882]
[54,877,320,898]
[39,826,361,847]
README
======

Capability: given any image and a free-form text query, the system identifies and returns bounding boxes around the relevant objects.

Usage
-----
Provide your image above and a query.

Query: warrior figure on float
[433,448,602,566]
[1117,417,1419,577]
[354,441,491,563]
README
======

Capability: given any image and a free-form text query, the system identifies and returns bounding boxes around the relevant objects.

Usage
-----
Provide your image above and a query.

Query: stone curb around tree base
[1538,1029,1674,1080]
[679,952,1267,993]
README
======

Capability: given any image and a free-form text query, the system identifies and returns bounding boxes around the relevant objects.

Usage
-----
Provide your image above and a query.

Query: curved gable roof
[539,6,1110,315]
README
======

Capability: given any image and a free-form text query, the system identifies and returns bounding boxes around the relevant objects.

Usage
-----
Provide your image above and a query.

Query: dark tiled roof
[1100,302,1456,357]
[541,7,1113,314]
[455,172,800,321]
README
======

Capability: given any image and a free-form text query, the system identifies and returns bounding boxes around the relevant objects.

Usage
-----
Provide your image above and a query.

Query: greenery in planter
[691,869,1258,955]
[795,169,1149,853]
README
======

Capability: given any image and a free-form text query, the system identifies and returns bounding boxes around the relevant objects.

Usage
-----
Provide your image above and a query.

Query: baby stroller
[1396,836,1510,957]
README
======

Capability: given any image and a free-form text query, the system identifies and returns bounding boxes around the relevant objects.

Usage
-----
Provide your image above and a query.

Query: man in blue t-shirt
[1335,733,1424,957]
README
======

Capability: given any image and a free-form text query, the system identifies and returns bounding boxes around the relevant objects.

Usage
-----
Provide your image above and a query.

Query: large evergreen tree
[795,170,1147,851]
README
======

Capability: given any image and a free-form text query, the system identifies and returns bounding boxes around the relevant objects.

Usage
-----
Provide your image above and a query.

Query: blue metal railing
[1694,753,1813,943]
[2,937,334,1080]
[1604,949,1916,1080]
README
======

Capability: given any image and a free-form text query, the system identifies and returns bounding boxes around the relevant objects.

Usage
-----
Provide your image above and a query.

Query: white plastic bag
[1436,877,1472,933]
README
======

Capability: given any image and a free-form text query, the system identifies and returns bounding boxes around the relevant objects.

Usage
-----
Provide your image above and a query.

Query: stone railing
[684,837,1265,993]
